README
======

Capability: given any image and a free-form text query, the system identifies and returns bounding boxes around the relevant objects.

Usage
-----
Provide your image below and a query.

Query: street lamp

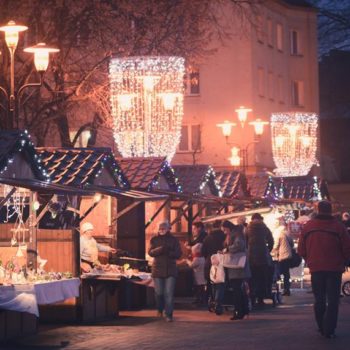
[217,106,269,172]
[0,20,59,128]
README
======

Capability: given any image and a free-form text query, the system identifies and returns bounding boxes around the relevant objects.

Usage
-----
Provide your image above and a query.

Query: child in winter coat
[209,253,225,314]
[186,243,206,305]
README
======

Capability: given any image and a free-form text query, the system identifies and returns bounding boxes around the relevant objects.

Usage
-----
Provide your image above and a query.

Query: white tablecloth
[0,278,80,317]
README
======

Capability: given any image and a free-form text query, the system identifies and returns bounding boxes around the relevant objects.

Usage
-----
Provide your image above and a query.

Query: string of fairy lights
[271,112,318,177]
[109,56,185,161]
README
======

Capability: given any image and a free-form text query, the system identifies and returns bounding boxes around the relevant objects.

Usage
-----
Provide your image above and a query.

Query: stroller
[266,261,283,306]
[208,279,251,314]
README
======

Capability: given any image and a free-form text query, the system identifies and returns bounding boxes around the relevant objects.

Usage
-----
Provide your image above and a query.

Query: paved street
[2,282,350,350]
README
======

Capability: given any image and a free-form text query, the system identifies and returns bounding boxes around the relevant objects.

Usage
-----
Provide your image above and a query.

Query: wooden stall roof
[85,184,168,202]
[273,175,329,201]
[116,157,181,192]
[0,130,49,181]
[246,173,277,200]
[172,164,221,197]
[0,177,94,196]
[202,206,273,223]
[37,147,129,189]
[216,171,250,199]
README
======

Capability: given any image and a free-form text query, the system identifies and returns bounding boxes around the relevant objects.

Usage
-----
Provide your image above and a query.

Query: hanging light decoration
[109,56,185,161]
[271,112,318,176]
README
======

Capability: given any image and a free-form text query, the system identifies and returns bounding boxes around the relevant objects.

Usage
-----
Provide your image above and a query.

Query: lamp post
[0,20,59,129]
[217,106,269,173]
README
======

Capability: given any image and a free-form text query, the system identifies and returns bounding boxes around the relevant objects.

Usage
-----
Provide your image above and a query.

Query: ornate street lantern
[271,112,318,176]
[109,56,185,161]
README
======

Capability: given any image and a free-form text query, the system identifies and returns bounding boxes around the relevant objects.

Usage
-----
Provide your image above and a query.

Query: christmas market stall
[0,131,83,340]
[38,148,166,314]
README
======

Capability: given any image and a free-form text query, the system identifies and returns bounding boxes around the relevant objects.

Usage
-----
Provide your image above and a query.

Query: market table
[80,271,153,321]
[0,278,80,341]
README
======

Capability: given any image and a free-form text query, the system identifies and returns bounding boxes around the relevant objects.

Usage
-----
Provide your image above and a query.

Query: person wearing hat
[80,222,116,272]
[148,220,182,322]
[298,200,350,339]
[246,212,274,307]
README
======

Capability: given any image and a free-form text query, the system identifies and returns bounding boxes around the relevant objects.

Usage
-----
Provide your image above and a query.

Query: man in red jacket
[298,201,350,338]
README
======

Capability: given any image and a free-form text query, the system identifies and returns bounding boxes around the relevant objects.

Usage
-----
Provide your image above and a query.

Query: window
[276,23,283,51]
[291,80,304,106]
[70,130,91,147]
[277,75,284,103]
[256,15,264,43]
[258,67,265,97]
[267,19,273,47]
[178,125,201,152]
[290,30,302,55]
[268,71,274,100]
[184,66,200,95]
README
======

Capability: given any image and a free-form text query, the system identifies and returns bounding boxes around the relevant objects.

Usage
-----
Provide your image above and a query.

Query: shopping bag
[222,251,246,269]
[289,248,302,268]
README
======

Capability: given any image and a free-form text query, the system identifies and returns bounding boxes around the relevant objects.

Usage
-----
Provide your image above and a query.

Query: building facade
[172,0,319,173]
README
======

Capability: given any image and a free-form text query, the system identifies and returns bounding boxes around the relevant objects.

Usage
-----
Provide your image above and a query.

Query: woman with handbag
[272,216,293,296]
[222,221,251,320]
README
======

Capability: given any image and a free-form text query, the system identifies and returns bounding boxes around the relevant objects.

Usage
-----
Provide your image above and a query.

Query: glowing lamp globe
[271,112,318,176]
[109,56,185,161]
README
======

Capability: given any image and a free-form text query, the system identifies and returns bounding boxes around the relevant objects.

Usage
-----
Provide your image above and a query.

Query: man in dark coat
[201,220,226,312]
[298,201,350,338]
[246,213,274,306]
[148,220,182,322]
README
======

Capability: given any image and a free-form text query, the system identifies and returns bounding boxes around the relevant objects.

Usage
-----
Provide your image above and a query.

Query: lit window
[184,66,200,95]
[277,75,284,103]
[258,67,265,97]
[267,19,273,47]
[256,15,264,43]
[178,125,201,152]
[268,71,274,100]
[276,23,283,51]
[291,80,304,106]
[290,30,302,55]
[70,130,91,147]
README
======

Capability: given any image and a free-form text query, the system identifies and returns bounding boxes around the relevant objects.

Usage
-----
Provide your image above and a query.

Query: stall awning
[0,177,94,196]
[201,206,273,223]
[84,184,168,202]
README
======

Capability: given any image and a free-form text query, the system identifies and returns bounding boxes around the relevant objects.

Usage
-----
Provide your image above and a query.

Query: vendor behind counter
[80,222,116,272]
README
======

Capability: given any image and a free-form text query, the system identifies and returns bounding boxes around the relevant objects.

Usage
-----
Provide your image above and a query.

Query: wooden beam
[111,201,140,224]
[78,197,104,223]
[145,199,170,229]
[0,187,16,210]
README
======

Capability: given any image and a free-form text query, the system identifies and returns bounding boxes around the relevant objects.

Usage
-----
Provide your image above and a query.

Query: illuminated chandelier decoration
[109,56,185,161]
[271,112,318,176]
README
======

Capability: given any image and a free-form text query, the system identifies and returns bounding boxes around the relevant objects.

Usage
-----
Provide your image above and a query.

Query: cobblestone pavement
[2,287,350,350]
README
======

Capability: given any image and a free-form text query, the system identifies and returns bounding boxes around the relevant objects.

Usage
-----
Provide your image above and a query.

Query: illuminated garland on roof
[0,130,50,182]
[271,112,318,176]
[199,166,222,197]
[109,56,185,161]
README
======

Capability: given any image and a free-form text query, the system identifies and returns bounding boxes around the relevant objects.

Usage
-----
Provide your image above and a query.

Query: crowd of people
[148,200,350,340]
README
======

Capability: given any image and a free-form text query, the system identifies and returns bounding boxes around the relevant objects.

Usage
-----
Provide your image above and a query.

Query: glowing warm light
[217,120,236,137]
[271,112,318,176]
[158,92,181,110]
[249,118,269,135]
[93,193,102,203]
[24,43,59,72]
[300,135,312,147]
[0,20,28,49]
[235,106,252,127]
[33,200,40,211]
[275,135,285,148]
[229,147,241,166]
[117,94,136,112]
[109,56,185,160]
